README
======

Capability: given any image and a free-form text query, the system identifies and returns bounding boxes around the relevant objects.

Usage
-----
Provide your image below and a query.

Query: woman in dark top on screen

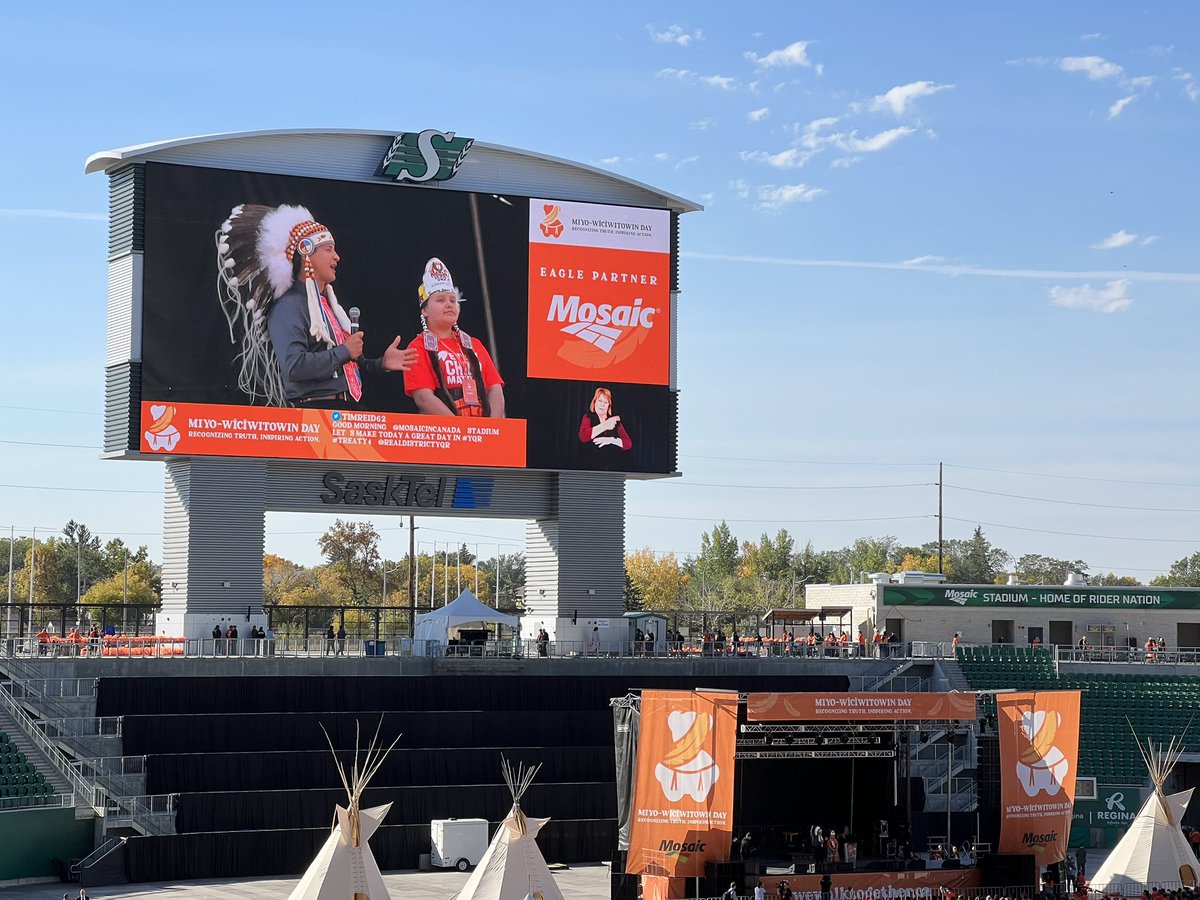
[578,387,632,450]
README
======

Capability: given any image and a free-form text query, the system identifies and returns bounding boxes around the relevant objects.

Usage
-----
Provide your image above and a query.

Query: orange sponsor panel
[528,243,671,385]
[138,401,526,467]
[746,692,977,721]
[627,690,738,877]
[997,690,1081,862]
[775,868,984,898]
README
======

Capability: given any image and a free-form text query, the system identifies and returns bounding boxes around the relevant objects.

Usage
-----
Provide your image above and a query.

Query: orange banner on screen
[747,692,977,721]
[138,401,526,467]
[626,690,738,877]
[997,690,1080,862]
[528,244,671,385]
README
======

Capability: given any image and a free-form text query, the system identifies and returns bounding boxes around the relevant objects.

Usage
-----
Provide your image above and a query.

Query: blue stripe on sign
[452,477,495,509]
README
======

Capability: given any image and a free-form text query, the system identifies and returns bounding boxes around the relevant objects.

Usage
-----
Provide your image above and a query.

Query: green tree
[317,520,381,606]
[740,529,795,580]
[694,521,741,583]
[476,553,525,609]
[951,527,1010,584]
[1092,572,1142,587]
[623,573,644,611]
[1013,553,1089,585]
[848,536,899,579]
[80,561,159,605]
[1150,552,1200,587]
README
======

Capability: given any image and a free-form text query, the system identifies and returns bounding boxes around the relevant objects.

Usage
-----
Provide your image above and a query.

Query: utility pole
[938,462,944,574]
[27,527,36,633]
[408,516,417,636]
[77,533,83,602]
[7,525,13,606]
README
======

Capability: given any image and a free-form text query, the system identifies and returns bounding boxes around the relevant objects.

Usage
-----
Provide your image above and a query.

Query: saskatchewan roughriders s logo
[381,130,474,183]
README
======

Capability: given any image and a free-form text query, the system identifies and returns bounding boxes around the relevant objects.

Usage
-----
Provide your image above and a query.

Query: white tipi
[454,760,566,900]
[288,721,400,900]
[1089,732,1199,893]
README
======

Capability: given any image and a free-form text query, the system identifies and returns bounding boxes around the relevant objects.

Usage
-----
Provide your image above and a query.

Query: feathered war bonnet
[215,204,352,406]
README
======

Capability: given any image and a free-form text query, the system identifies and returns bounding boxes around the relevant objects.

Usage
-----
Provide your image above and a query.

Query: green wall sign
[881,585,1200,610]
[1073,786,1143,828]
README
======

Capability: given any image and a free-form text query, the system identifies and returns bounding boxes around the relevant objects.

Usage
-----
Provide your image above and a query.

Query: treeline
[624,522,1200,612]
[0,521,158,605]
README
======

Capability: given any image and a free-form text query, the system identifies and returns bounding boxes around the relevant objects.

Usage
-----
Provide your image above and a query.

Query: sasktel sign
[527,199,671,385]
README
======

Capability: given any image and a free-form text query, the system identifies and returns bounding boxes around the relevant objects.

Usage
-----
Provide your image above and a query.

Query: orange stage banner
[997,690,1081,862]
[747,692,977,722]
[626,690,738,877]
[138,401,526,468]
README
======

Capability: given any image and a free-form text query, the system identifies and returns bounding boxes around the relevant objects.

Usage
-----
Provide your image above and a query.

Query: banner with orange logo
[997,691,1081,862]
[528,199,671,385]
[626,690,738,877]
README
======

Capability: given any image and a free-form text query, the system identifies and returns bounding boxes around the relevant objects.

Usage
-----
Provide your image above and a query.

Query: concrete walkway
[0,863,612,900]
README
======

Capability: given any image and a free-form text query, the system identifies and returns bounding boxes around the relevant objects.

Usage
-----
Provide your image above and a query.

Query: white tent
[454,760,565,900]
[290,803,393,899]
[414,590,519,649]
[1089,734,1199,893]
[288,721,399,900]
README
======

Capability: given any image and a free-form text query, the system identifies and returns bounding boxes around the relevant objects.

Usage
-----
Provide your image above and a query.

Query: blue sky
[3,3,1200,579]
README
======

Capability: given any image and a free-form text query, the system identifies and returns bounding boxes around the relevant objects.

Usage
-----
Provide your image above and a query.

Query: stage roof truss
[735,748,896,760]
[739,722,973,735]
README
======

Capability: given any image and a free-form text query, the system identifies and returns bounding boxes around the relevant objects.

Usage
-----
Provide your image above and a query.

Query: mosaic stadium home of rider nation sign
[880,585,1200,610]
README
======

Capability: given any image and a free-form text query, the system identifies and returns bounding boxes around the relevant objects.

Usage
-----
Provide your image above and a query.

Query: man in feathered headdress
[402,257,505,417]
[216,204,416,407]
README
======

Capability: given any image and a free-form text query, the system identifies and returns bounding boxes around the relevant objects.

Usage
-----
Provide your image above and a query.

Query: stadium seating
[956,646,1200,783]
[0,731,54,799]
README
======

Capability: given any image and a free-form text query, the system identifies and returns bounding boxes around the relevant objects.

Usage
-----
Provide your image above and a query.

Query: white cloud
[1059,55,1124,81]
[1141,235,1159,246]
[829,156,860,169]
[676,155,699,169]
[1174,69,1200,102]
[698,191,716,205]
[869,81,955,116]
[1108,95,1136,119]
[690,117,716,130]
[647,24,703,46]
[747,107,771,123]
[659,68,736,90]
[599,156,623,166]
[1049,279,1133,313]
[0,208,105,221]
[745,40,815,70]
[680,250,1200,285]
[815,63,825,77]
[700,74,737,90]
[1081,32,1106,41]
[740,148,813,169]
[1126,75,1155,89]
[653,152,670,162]
[755,183,826,210]
[837,126,915,153]
[901,255,945,266]
[795,116,844,149]
[730,179,751,199]
[1093,229,1138,250]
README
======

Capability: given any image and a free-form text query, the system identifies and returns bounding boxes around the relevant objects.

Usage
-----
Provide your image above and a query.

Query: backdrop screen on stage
[135,162,676,474]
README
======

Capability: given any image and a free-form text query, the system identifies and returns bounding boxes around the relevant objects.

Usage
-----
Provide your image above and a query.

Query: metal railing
[1056,645,1200,665]
[0,791,73,811]
[72,755,147,796]
[71,835,124,879]
[103,792,177,835]
[0,680,91,809]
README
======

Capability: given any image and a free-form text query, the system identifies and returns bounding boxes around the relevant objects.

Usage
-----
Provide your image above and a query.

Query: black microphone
[348,307,360,334]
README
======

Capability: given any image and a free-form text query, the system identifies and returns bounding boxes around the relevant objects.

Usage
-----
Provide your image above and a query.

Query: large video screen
[136,163,676,474]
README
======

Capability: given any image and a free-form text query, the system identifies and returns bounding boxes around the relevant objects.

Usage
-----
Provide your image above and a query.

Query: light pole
[76,533,83,603]
[27,526,36,633]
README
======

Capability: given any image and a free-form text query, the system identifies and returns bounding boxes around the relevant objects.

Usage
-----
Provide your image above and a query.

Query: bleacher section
[0,731,52,803]
[956,645,1200,785]
[96,671,847,882]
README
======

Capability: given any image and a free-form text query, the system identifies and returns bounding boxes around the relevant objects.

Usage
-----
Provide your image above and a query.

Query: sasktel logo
[548,294,656,354]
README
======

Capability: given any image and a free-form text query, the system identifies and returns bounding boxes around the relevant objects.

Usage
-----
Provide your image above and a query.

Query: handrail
[73,835,124,873]
[0,681,91,809]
